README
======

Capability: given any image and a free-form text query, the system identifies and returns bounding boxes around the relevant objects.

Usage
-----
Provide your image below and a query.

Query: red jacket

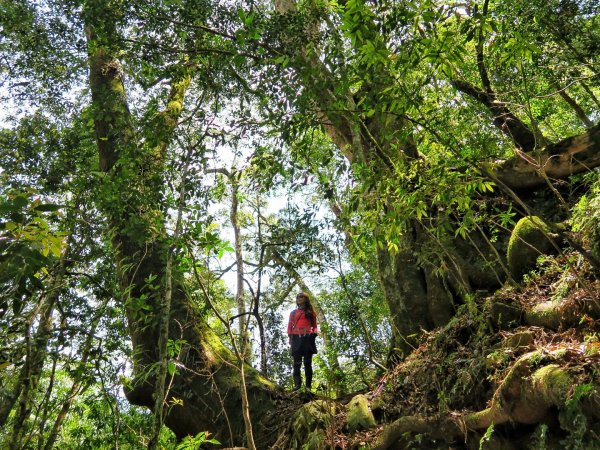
[287,308,317,335]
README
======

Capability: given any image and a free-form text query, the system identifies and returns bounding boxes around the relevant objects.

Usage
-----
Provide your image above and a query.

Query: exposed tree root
[524,296,600,329]
[368,348,599,450]
[368,415,460,450]
[489,279,600,330]
[466,353,571,427]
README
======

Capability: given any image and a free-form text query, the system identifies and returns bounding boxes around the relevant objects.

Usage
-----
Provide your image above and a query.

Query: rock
[488,299,522,329]
[503,331,535,348]
[289,400,336,450]
[507,216,557,279]
[346,394,376,433]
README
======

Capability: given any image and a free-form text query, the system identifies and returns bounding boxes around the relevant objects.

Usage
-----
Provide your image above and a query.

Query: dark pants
[293,353,313,389]
[290,334,316,390]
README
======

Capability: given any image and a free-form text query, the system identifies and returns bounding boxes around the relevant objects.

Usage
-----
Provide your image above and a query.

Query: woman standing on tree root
[287,292,318,391]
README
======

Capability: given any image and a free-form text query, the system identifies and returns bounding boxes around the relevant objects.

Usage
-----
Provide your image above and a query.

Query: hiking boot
[293,373,302,391]
[305,370,312,392]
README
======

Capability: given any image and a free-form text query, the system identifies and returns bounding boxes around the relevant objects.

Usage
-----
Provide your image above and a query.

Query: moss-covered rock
[524,300,563,329]
[507,216,557,279]
[288,400,336,450]
[304,428,327,450]
[502,331,535,348]
[346,394,376,432]
[487,299,522,329]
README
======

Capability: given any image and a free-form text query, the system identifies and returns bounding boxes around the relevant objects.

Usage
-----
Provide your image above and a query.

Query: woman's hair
[296,292,317,324]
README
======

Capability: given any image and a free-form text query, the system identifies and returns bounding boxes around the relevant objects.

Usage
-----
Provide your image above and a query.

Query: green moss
[304,429,327,450]
[524,350,545,367]
[304,400,335,427]
[504,332,535,348]
[199,322,234,366]
[289,400,336,449]
[531,364,572,406]
[486,350,510,368]
[524,300,567,330]
[469,408,491,424]
[108,76,125,95]
[346,394,376,432]
[507,216,556,279]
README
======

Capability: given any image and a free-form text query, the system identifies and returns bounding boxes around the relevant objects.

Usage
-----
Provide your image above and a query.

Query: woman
[287,292,318,391]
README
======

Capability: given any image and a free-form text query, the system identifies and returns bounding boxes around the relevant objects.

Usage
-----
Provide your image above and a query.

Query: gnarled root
[524,296,600,329]
[489,283,600,331]
[369,415,461,450]
[466,351,571,428]
[370,348,599,450]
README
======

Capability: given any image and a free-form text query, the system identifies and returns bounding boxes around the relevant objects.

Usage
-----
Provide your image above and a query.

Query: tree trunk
[230,173,249,356]
[376,241,428,360]
[272,0,461,357]
[83,2,289,446]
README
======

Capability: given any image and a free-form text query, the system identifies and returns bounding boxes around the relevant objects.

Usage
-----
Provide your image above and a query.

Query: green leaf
[167,361,176,376]
[12,196,29,208]
[33,203,62,212]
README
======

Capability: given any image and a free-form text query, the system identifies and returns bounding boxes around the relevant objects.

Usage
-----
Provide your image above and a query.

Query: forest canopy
[1,0,599,448]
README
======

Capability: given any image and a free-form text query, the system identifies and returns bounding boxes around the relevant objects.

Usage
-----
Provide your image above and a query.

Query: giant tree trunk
[270,0,600,365]
[84,2,287,446]
[376,243,428,358]
[272,0,457,357]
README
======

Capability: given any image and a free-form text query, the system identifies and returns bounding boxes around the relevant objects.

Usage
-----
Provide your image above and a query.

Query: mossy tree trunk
[84,1,285,446]
[272,0,463,358]
[271,0,600,363]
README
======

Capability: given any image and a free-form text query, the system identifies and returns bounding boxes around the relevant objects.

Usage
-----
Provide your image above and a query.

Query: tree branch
[475,0,492,94]
[555,84,594,128]
[451,79,545,151]
[486,123,600,189]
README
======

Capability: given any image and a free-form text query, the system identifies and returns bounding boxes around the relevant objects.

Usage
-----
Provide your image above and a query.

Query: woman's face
[296,295,307,307]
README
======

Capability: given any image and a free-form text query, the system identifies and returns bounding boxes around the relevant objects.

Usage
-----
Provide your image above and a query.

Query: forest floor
[323,255,600,449]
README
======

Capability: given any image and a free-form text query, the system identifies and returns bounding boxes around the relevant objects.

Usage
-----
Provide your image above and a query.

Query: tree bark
[376,241,429,360]
[487,123,600,190]
[273,0,453,359]
[556,85,595,129]
[84,2,288,446]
